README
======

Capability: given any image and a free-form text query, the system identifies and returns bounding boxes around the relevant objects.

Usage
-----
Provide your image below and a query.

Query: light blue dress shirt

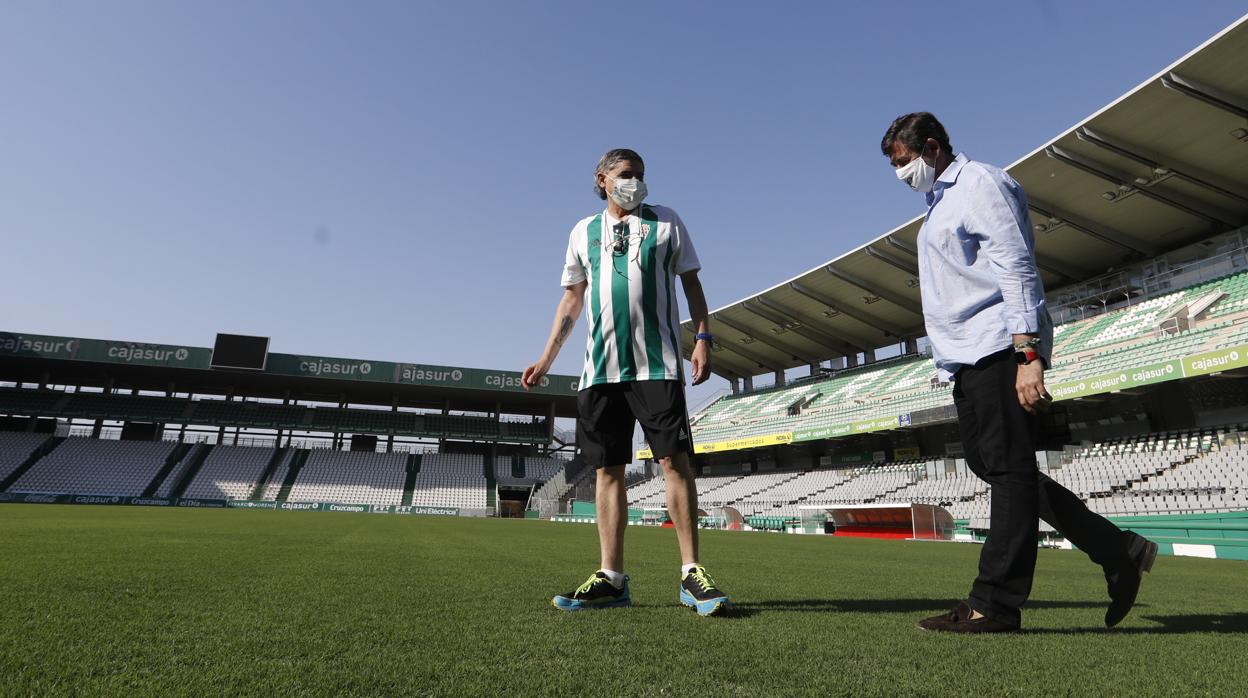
[917,153,1054,381]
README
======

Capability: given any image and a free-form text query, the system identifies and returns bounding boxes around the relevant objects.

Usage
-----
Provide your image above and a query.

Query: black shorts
[576,380,693,467]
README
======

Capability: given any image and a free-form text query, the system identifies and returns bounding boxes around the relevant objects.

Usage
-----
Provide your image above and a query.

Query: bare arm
[521,281,586,390]
[680,271,712,386]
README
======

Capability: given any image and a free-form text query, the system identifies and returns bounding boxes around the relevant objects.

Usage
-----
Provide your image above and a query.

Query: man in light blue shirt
[913,150,1053,383]
[881,112,1156,633]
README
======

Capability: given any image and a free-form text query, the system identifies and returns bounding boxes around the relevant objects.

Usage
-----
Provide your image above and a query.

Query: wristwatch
[1014,337,1041,365]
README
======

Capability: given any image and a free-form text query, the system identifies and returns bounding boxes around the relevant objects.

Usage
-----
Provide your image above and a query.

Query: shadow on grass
[736,598,1118,614]
[732,599,1247,634]
[626,603,761,619]
[714,604,760,620]
[1024,613,1248,635]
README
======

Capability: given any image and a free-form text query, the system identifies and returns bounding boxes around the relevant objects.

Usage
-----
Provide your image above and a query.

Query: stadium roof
[0,331,579,418]
[684,14,1248,381]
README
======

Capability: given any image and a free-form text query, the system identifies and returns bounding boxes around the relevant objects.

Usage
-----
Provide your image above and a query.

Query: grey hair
[593,148,644,200]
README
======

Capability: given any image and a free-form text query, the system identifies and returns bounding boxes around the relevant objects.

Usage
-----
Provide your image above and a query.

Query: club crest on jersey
[641,223,651,235]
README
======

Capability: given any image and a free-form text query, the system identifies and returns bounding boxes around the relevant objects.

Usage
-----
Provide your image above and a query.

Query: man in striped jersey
[521,148,731,616]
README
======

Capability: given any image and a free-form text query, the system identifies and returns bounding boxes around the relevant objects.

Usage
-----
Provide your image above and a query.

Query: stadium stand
[699,470,807,508]
[494,455,566,486]
[4,262,1246,522]
[623,424,1248,530]
[286,449,407,507]
[0,388,551,445]
[527,458,592,514]
[258,450,297,501]
[0,432,51,483]
[628,474,740,506]
[7,264,1247,519]
[524,457,566,483]
[304,408,411,435]
[687,269,1248,446]
[0,428,572,511]
[411,453,487,509]
[186,398,298,428]
[180,445,279,500]
[732,469,857,519]
[623,475,670,507]
[501,420,549,442]
[154,443,209,498]
[7,437,179,496]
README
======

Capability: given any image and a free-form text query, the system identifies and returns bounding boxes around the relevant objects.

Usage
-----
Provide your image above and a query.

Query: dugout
[799,503,954,540]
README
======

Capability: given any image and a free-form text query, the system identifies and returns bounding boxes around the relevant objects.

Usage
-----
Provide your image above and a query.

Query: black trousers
[953,349,1132,625]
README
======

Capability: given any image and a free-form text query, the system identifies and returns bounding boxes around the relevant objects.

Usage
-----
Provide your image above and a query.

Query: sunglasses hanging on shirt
[612,222,630,256]
[608,216,649,279]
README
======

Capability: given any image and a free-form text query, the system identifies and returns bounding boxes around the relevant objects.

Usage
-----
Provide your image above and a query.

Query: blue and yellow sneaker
[551,571,631,612]
[679,565,731,616]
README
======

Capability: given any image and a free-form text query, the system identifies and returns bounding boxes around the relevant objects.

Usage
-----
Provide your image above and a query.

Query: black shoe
[551,571,631,612]
[917,602,1020,633]
[679,565,731,616]
[1105,535,1158,628]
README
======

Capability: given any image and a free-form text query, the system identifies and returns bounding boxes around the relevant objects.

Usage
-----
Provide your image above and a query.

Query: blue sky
[2,1,1245,412]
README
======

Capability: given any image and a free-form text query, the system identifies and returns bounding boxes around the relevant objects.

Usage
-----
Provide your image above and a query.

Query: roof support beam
[1160,71,1248,120]
[755,296,870,353]
[714,312,821,365]
[884,235,918,257]
[865,246,919,276]
[1045,145,1235,229]
[696,321,788,372]
[1027,196,1159,257]
[734,304,827,364]
[739,302,835,362]
[1032,256,1081,285]
[706,342,780,375]
[788,281,914,338]
[765,293,878,350]
[748,297,865,356]
[824,265,922,316]
[1076,127,1248,206]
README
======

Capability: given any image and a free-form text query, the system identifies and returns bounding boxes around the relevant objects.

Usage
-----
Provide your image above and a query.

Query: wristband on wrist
[1014,348,1040,365]
[695,332,714,343]
[1014,337,1041,351]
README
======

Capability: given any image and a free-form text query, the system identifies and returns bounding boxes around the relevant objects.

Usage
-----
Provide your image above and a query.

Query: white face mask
[896,153,936,193]
[607,176,647,211]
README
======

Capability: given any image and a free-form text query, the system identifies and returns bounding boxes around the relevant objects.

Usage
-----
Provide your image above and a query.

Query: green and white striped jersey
[561,204,701,389]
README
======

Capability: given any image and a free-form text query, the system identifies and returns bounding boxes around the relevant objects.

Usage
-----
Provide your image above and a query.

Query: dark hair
[880,112,952,158]
[593,148,644,200]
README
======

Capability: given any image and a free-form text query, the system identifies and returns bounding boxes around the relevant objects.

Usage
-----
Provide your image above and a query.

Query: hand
[1016,360,1050,414]
[690,341,711,386]
[521,358,552,391]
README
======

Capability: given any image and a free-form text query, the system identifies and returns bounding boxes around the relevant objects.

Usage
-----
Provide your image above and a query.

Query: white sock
[599,569,625,588]
[681,563,699,577]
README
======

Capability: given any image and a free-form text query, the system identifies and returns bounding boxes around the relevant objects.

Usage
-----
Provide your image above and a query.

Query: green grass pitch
[2,505,1247,696]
